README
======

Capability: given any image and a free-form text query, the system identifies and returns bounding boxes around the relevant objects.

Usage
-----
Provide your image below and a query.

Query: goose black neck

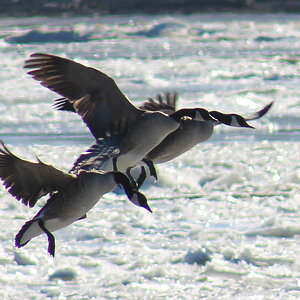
[209,111,232,125]
[113,172,134,199]
[169,109,196,122]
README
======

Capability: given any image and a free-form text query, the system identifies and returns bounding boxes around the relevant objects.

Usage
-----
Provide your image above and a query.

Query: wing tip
[15,219,35,248]
[24,53,53,69]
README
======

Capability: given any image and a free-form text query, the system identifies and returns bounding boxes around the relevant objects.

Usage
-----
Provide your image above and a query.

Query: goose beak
[143,202,153,213]
[137,192,153,213]
[239,118,255,129]
[130,191,153,213]
[244,123,255,129]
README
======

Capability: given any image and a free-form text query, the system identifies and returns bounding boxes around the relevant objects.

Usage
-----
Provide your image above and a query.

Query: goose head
[130,191,152,213]
[209,111,254,128]
[112,172,152,213]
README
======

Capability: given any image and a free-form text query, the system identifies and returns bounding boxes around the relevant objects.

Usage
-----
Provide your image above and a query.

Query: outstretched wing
[0,142,74,207]
[24,53,142,139]
[139,92,177,115]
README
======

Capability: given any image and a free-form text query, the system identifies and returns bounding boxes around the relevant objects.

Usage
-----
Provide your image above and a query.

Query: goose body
[141,93,273,164]
[146,119,214,164]
[17,171,121,247]
[0,142,150,256]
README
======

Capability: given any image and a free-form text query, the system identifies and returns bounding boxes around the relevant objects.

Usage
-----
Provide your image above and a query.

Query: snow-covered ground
[0,13,299,299]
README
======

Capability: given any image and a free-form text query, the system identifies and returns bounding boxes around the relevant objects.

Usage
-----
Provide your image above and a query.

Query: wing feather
[71,135,123,175]
[0,142,74,207]
[25,53,141,138]
[139,92,177,115]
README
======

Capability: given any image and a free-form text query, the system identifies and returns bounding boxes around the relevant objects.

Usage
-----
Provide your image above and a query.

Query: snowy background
[0,13,299,299]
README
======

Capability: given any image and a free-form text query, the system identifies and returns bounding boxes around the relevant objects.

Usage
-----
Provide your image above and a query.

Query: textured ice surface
[0,13,299,299]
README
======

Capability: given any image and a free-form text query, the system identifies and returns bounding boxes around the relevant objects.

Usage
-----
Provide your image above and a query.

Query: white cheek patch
[195,110,205,121]
[230,116,241,127]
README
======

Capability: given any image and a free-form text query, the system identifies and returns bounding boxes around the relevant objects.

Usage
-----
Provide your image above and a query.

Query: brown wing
[0,142,74,207]
[139,92,178,115]
[24,53,141,138]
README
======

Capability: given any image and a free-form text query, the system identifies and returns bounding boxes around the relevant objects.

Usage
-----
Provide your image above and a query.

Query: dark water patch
[184,248,211,266]
[215,72,258,80]
[129,21,185,38]
[6,30,92,44]
[255,36,288,42]
[131,79,146,84]
[263,74,299,81]
[196,28,225,36]
[49,268,76,281]
[278,206,298,213]
[216,36,237,42]
[225,256,243,265]
[278,57,300,65]
[2,0,300,17]
[237,88,279,95]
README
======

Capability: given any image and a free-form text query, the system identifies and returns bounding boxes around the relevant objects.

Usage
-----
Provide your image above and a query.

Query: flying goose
[141,92,273,164]
[0,142,151,256]
[24,53,198,180]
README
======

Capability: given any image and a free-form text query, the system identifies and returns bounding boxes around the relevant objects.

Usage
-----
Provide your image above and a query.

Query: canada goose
[141,92,273,164]
[0,142,151,256]
[24,53,197,179]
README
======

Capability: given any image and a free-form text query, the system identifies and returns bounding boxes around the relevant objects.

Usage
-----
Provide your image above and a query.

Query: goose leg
[136,166,147,189]
[112,157,118,171]
[77,214,87,221]
[142,159,157,181]
[38,220,55,257]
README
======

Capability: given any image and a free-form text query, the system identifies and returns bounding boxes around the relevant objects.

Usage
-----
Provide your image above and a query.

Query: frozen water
[0,13,299,299]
